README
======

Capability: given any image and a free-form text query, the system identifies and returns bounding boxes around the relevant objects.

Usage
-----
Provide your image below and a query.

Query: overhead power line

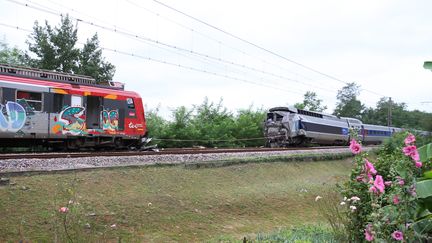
[6,0,337,94]
[123,0,336,90]
[0,22,309,95]
[152,0,387,98]
[3,0,400,104]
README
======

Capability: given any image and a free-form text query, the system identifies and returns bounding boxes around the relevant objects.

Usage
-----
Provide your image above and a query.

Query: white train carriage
[263,106,427,147]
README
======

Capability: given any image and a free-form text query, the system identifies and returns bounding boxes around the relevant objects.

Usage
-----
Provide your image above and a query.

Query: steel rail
[0,146,351,160]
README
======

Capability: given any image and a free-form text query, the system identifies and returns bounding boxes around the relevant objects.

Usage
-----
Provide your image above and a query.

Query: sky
[1,0,432,119]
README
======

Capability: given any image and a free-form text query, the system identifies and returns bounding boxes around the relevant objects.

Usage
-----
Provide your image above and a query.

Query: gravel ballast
[0,147,372,173]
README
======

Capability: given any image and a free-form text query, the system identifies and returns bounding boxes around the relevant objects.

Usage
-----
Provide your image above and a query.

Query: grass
[0,158,353,242]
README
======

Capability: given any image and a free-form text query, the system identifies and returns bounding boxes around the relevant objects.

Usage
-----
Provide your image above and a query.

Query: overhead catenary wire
[5,0,339,95]
[2,0,415,107]
[0,22,309,95]
[152,0,387,98]
[123,0,339,91]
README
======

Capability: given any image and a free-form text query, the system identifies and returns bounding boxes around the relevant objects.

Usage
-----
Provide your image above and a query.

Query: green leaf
[424,170,432,179]
[416,179,432,199]
[395,166,408,178]
[412,216,432,234]
[418,143,432,162]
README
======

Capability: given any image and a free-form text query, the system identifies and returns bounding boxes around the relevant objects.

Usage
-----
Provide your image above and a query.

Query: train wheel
[114,138,123,149]
[67,139,78,150]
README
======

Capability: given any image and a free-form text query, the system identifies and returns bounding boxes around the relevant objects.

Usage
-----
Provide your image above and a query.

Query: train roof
[0,64,140,98]
[268,107,295,112]
[268,106,338,119]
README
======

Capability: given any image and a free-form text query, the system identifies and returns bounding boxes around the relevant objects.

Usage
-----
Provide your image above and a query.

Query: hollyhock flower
[349,139,362,154]
[402,145,418,157]
[384,181,392,187]
[365,224,374,242]
[369,186,377,193]
[350,205,357,212]
[412,151,420,161]
[393,195,400,205]
[374,175,385,194]
[404,133,416,145]
[392,230,404,241]
[415,161,423,168]
[364,159,377,179]
[59,207,69,213]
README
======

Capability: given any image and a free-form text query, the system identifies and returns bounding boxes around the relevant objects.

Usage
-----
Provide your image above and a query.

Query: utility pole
[387,97,392,127]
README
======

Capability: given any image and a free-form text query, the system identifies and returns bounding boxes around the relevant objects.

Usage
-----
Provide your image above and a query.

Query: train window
[126,98,135,109]
[71,95,82,107]
[275,113,283,121]
[16,91,42,111]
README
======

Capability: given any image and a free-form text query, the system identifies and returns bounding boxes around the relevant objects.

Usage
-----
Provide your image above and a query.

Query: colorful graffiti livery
[0,101,27,132]
[52,106,87,135]
[101,110,119,133]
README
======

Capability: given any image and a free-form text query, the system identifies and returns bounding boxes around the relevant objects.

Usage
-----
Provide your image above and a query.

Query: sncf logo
[128,122,143,129]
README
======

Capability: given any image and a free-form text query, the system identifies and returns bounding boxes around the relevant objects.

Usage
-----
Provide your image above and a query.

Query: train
[263,106,419,147]
[0,64,148,150]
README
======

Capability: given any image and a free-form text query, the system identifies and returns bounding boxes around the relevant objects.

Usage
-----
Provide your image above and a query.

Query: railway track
[0,146,350,160]
[0,146,378,176]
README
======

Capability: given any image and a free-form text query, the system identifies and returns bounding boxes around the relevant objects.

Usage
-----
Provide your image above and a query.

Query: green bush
[337,132,432,242]
[145,98,265,148]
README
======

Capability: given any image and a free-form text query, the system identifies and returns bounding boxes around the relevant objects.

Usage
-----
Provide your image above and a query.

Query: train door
[86,96,102,129]
[360,125,365,142]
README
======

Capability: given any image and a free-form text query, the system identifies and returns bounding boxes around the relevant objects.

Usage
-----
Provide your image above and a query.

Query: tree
[333,82,364,118]
[294,91,327,112]
[78,34,115,82]
[26,15,79,72]
[0,41,28,66]
[364,98,408,127]
[25,15,115,82]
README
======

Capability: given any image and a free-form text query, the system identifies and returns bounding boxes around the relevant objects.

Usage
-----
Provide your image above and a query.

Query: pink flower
[384,181,392,187]
[393,195,400,205]
[349,139,362,154]
[404,133,416,145]
[402,145,417,157]
[411,150,420,161]
[391,230,404,241]
[364,159,377,179]
[396,176,405,186]
[365,224,374,242]
[415,161,423,168]
[374,175,385,194]
[59,207,69,213]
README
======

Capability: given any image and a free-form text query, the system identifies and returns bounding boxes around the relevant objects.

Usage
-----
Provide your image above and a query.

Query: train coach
[264,106,411,147]
[0,64,147,150]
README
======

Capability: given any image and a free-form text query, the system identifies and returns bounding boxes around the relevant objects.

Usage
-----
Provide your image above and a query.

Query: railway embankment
[0,147,377,175]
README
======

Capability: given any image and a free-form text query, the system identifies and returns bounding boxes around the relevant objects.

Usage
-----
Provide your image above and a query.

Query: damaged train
[263,106,410,147]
